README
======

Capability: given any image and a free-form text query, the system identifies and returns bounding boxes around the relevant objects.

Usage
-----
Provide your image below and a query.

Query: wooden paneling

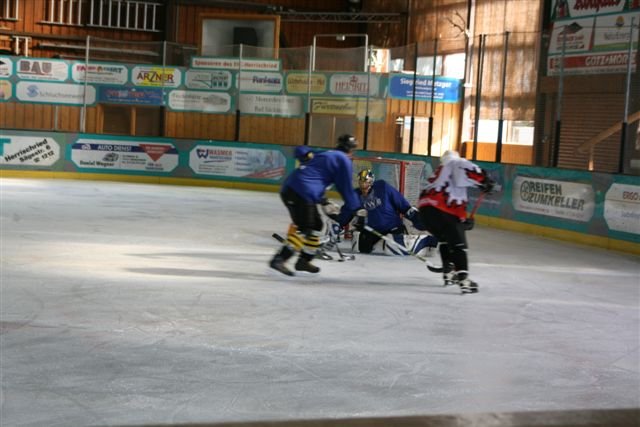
[461,141,533,165]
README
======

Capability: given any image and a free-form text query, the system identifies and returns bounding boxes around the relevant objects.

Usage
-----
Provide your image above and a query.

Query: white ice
[0,178,638,427]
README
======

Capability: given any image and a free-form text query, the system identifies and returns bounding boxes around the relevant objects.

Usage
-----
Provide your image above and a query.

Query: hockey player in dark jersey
[337,169,438,255]
[269,135,363,276]
[417,150,495,294]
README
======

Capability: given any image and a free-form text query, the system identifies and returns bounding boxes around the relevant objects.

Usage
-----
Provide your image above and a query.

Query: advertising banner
[167,90,231,113]
[0,56,12,78]
[0,81,10,101]
[236,71,283,93]
[71,138,178,173]
[285,72,326,94]
[548,3,639,75]
[388,74,462,103]
[189,145,286,179]
[512,176,595,222]
[329,73,380,97]
[311,98,387,121]
[16,81,96,105]
[239,94,303,117]
[132,66,182,88]
[0,135,60,166]
[604,182,640,235]
[185,69,232,90]
[98,86,164,106]
[191,57,281,71]
[17,58,69,82]
[71,63,129,85]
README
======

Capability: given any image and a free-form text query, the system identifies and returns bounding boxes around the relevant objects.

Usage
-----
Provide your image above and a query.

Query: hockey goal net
[352,156,428,206]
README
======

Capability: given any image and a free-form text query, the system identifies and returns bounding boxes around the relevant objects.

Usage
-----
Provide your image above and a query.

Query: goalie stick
[363,225,443,273]
[271,233,355,262]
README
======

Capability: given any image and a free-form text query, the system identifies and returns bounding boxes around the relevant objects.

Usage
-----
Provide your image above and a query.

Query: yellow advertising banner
[285,72,326,94]
[310,98,386,121]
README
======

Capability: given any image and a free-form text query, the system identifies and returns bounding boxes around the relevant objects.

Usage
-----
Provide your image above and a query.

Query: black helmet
[336,134,358,152]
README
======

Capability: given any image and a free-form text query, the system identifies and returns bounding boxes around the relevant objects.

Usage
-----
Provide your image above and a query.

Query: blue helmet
[294,145,314,162]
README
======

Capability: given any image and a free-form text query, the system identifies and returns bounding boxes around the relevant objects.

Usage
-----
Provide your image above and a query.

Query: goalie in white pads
[335,169,438,256]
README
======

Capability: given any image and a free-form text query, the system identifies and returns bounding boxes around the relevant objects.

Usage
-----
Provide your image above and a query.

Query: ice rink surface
[0,178,639,427]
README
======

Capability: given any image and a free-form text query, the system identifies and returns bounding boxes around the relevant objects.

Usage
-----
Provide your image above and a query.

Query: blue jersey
[339,180,410,232]
[282,149,361,214]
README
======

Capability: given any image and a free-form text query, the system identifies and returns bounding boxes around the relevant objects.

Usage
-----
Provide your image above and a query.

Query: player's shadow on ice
[126,266,453,294]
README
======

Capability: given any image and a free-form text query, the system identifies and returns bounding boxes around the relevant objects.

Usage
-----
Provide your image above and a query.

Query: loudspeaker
[233,27,259,46]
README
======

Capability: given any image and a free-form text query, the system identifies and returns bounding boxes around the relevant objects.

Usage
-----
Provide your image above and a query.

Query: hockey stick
[325,220,356,261]
[363,225,443,273]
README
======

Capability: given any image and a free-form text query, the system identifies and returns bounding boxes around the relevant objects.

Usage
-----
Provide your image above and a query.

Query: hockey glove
[481,174,496,194]
[404,206,427,231]
[322,200,341,216]
[404,206,419,221]
[462,217,475,231]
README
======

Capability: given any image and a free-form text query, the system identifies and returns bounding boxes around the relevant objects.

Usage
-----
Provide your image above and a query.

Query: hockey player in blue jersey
[337,169,438,255]
[270,135,364,276]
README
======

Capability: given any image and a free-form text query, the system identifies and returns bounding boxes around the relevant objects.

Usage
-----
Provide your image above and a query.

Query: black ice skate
[458,278,479,294]
[295,252,320,273]
[270,246,295,276]
[442,263,456,287]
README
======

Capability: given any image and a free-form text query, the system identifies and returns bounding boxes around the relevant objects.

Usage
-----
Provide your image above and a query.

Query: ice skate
[269,246,295,276]
[459,278,479,294]
[442,263,456,287]
[295,252,320,273]
[270,256,294,276]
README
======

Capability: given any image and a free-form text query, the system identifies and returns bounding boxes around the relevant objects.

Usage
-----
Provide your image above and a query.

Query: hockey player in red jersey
[417,150,495,294]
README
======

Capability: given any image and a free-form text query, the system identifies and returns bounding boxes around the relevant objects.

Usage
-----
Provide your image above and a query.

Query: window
[416,55,442,76]
[0,0,19,20]
[42,0,162,31]
[87,0,162,32]
[43,0,85,25]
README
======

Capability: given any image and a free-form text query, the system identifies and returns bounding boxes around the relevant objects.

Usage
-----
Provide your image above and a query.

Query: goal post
[352,156,429,205]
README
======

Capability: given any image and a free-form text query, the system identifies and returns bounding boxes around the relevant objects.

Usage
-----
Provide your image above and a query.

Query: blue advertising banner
[388,74,461,103]
[98,86,164,106]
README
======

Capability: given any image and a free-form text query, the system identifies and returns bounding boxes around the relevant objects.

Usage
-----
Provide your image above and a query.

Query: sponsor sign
[71,63,129,85]
[285,72,326,94]
[329,73,379,97]
[0,80,11,101]
[388,74,462,103]
[239,94,302,117]
[604,183,640,235]
[594,13,640,50]
[512,176,595,222]
[185,69,232,90]
[0,135,60,166]
[98,86,164,106]
[191,56,281,71]
[548,50,636,74]
[189,145,286,179]
[548,7,639,74]
[16,81,96,105]
[0,56,12,78]
[71,138,178,173]
[310,97,387,121]
[552,0,626,20]
[236,71,283,92]
[548,17,595,54]
[132,66,182,88]
[167,90,231,113]
[17,58,69,82]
